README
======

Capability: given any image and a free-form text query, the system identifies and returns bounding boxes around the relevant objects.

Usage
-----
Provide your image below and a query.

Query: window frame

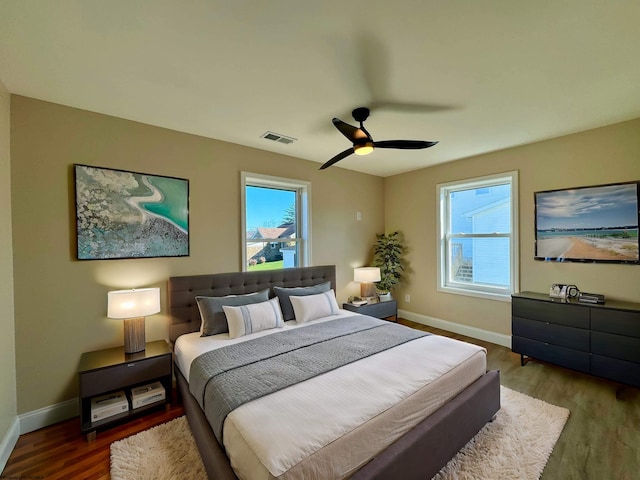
[436,171,519,301]
[241,172,312,271]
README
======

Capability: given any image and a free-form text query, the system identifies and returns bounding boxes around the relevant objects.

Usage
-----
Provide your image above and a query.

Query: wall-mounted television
[534,181,640,264]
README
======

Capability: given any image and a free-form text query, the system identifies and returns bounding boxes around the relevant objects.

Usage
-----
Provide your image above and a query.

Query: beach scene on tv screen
[535,183,639,261]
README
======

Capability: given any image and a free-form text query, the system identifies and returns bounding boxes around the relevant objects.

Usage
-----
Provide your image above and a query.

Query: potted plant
[373,231,404,301]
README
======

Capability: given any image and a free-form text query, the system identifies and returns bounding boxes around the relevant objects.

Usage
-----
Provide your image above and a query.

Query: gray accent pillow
[196,289,270,336]
[273,281,331,321]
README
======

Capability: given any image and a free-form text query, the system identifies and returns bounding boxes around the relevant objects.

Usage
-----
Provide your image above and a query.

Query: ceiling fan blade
[370,101,455,114]
[332,118,368,142]
[374,140,438,150]
[319,147,355,170]
[354,33,457,115]
[356,33,386,104]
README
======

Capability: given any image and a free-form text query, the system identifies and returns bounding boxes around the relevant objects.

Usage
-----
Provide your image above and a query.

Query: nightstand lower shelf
[78,340,172,440]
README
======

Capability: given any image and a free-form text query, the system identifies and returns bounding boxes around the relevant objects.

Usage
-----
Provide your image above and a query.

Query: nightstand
[343,299,398,321]
[78,340,172,440]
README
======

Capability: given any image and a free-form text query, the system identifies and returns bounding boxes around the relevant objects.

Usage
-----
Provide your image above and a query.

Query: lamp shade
[107,288,160,319]
[354,267,381,283]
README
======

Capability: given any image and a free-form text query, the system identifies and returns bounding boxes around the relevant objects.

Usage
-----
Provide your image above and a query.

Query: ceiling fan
[319,107,438,170]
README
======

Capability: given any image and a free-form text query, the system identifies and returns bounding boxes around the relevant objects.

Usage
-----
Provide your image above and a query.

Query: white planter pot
[378,292,392,302]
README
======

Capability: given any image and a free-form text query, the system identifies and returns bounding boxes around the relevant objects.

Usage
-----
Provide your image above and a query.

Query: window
[241,172,311,271]
[437,171,519,300]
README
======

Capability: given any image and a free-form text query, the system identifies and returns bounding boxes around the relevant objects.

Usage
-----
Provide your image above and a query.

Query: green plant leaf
[372,231,405,293]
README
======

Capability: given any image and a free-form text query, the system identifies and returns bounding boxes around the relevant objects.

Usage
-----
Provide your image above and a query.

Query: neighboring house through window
[241,172,311,271]
[437,171,519,300]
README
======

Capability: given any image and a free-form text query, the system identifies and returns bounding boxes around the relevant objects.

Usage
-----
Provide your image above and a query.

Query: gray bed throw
[189,315,428,443]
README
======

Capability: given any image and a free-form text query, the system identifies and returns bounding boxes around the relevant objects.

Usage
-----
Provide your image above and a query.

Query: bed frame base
[352,369,500,480]
[177,367,238,479]
[176,366,500,480]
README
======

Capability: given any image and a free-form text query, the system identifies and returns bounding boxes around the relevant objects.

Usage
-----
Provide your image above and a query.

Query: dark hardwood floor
[2,393,184,480]
[3,320,639,479]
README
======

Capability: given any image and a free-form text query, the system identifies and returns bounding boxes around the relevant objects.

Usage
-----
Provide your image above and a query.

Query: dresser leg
[86,430,96,442]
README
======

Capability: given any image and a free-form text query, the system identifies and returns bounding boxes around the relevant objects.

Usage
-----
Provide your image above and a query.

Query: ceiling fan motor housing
[352,107,370,123]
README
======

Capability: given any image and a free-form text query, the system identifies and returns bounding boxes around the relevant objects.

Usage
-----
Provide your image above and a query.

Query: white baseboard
[399,309,512,349]
[0,416,20,473]
[18,398,79,435]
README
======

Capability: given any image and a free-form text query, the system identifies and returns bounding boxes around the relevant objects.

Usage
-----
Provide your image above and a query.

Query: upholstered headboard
[168,265,336,344]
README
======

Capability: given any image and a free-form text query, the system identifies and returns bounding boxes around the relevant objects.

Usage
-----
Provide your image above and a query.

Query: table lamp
[354,267,381,299]
[107,287,160,354]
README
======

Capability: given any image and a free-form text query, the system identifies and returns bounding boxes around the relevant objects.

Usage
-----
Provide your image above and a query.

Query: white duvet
[174,311,487,480]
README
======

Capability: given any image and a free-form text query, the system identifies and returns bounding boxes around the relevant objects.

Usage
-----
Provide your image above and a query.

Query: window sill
[437,285,512,302]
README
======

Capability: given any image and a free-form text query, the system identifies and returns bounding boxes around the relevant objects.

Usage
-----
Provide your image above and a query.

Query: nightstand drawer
[80,355,171,397]
[343,300,397,320]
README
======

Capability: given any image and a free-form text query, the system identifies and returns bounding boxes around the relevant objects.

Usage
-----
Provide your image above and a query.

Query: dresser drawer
[513,316,590,351]
[80,355,171,398]
[591,309,640,339]
[591,331,640,363]
[591,354,640,388]
[512,297,589,329]
[512,336,590,373]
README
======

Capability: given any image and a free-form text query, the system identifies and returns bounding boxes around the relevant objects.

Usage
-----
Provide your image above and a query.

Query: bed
[168,265,500,480]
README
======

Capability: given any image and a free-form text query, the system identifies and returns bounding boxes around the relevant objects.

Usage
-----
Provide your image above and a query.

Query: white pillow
[290,289,340,323]
[197,289,270,335]
[222,297,284,339]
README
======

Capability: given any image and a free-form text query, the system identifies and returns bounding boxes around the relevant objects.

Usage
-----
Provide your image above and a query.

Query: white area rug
[110,386,569,480]
[433,386,569,479]
[110,416,206,480]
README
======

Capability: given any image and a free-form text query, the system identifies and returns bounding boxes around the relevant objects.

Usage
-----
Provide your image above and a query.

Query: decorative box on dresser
[78,340,173,440]
[512,291,640,388]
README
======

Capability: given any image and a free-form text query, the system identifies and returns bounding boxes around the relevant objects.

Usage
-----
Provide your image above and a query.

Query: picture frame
[74,164,189,260]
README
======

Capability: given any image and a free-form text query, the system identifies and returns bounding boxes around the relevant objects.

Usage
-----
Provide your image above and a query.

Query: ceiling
[1,1,639,177]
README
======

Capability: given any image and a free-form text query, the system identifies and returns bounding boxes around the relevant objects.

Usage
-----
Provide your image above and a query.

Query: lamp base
[123,317,146,354]
[360,282,377,298]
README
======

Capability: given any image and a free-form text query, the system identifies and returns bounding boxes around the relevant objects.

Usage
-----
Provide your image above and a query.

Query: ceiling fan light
[354,142,374,156]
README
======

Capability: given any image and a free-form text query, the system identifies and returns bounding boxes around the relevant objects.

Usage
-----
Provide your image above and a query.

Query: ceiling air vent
[261,131,297,145]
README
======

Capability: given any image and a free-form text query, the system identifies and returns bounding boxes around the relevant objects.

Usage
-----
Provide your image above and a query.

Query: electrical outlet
[356,211,362,221]
[405,294,411,303]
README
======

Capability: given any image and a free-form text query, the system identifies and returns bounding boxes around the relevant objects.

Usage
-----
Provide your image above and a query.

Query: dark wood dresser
[512,291,640,387]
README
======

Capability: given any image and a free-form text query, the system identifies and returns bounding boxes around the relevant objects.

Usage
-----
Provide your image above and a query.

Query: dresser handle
[127,363,136,367]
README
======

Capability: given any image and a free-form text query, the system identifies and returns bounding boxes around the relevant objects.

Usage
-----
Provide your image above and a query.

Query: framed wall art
[74,164,189,260]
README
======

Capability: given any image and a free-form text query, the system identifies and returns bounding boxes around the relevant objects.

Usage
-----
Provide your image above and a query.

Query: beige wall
[386,118,640,336]
[10,96,384,414]
[0,82,17,442]
[9,94,640,417]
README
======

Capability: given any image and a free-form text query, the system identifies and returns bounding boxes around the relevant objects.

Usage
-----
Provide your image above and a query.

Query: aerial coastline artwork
[74,164,189,260]
[535,182,639,264]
